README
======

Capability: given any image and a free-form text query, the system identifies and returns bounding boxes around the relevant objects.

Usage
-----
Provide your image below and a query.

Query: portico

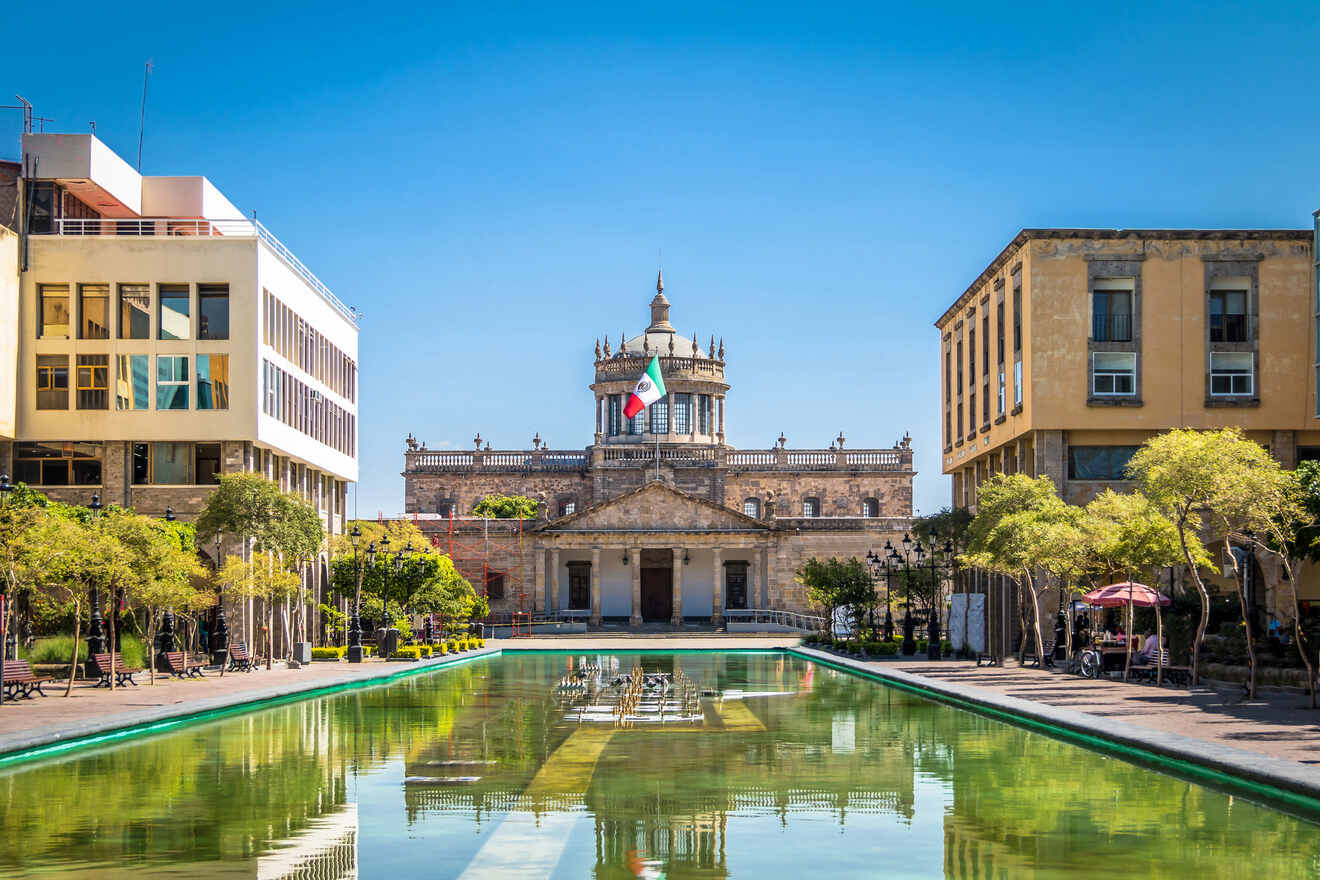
[533,482,774,626]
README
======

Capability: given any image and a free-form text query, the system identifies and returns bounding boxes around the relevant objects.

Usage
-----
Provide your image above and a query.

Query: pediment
[538,481,767,532]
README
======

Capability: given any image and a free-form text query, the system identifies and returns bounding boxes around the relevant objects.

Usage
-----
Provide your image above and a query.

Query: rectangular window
[1014,360,1023,406]
[1209,290,1249,343]
[1091,352,1136,396]
[982,385,990,423]
[158,285,190,340]
[649,397,669,434]
[673,393,692,434]
[198,284,230,340]
[998,368,1006,415]
[956,402,963,439]
[194,442,222,485]
[1210,352,1253,396]
[968,328,976,384]
[982,313,990,374]
[1092,289,1133,342]
[76,354,109,410]
[944,349,951,404]
[1068,446,1139,481]
[157,356,189,410]
[725,564,748,610]
[627,409,644,435]
[944,410,952,447]
[14,442,102,487]
[197,354,230,410]
[78,284,110,339]
[956,340,964,389]
[36,355,69,410]
[608,395,622,436]
[38,284,70,339]
[996,302,1005,363]
[149,442,192,484]
[568,564,590,609]
[118,284,151,339]
[968,392,975,432]
[26,182,55,234]
[697,395,712,434]
[1013,286,1022,352]
[116,354,150,410]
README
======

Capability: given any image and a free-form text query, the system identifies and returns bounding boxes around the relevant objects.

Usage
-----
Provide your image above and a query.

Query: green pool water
[1,652,1317,879]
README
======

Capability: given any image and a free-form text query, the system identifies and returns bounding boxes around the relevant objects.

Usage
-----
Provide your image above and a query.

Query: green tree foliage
[796,557,874,638]
[472,494,540,519]
[196,472,286,551]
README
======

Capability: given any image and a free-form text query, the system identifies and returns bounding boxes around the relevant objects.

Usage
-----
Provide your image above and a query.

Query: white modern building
[1,133,358,567]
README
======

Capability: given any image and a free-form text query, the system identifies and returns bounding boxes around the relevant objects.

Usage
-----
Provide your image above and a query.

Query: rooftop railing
[406,445,911,473]
[47,217,357,325]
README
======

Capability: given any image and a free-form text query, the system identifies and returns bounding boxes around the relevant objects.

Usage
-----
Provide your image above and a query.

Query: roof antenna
[137,59,153,170]
[89,121,95,135]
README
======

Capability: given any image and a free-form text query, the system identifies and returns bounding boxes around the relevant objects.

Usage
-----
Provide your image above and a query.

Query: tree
[471,494,539,519]
[1256,461,1316,707]
[268,490,323,654]
[328,519,431,560]
[1128,427,1294,691]
[1085,490,1201,684]
[962,474,1066,663]
[796,557,874,640]
[216,552,300,664]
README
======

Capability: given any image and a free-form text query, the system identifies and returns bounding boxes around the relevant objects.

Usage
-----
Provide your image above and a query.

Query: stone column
[534,545,546,613]
[630,548,642,627]
[751,547,764,609]
[671,547,684,627]
[717,395,726,442]
[590,548,602,626]
[550,548,561,613]
[711,547,724,626]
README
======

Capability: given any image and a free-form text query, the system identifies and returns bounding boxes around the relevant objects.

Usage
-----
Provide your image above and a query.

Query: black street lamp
[157,506,176,658]
[164,506,175,522]
[926,539,954,661]
[865,545,895,642]
[87,493,106,660]
[211,534,229,665]
[347,526,365,662]
[890,533,919,656]
[0,474,13,704]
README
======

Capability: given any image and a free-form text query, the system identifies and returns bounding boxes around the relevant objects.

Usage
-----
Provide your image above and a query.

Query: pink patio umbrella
[1081,581,1171,683]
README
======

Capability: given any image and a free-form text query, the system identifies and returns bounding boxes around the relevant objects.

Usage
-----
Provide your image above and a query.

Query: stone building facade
[402,274,915,626]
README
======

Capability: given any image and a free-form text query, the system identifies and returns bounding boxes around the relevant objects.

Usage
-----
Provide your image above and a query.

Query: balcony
[36,217,357,325]
[1209,313,1252,343]
[1091,312,1133,342]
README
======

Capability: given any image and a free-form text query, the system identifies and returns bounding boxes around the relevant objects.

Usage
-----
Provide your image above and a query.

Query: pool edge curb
[789,646,1320,811]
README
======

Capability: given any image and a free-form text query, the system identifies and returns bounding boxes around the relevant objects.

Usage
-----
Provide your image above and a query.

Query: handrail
[722,608,827,632]
[49,217,358,325]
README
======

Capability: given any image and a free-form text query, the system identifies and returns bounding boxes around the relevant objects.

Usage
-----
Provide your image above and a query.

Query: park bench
[2,660,52,699]
[227,643,256,672]
[161,651,207,679]
[1022,640,1057,669]
[91,653,141,688]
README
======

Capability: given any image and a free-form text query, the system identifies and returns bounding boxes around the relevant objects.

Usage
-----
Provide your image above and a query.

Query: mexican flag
[623,356,666,419]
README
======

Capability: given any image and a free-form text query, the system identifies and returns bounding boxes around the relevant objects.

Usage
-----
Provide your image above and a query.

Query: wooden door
[640,568,672,622]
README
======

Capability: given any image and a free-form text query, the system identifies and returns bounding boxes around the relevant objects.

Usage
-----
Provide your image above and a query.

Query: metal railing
[722,608,826,632]
[48,217,358,325]
[1091,312,1133,342]
[1209,313,1253,343]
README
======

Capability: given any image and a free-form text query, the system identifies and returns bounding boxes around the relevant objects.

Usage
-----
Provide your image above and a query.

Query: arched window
[862,497,879,517]
[743,497,761,518]
[802,497,820,517]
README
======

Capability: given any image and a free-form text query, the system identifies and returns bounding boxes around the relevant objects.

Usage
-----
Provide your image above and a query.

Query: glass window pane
[39,285,70,339]
[36,355,69,410]
[197,354,230,410]
[649,398,669,434]
[76,354,109,410]
[116,354,150,410]
[41,460,70,485]
[132,443,150,484]
[118,284,151,339]
[158,285,190,340]
[152,442,191,484]
[1093,352,1135,371]
[72,458,102,486]
[198,285,229,340]
[79,285,110,339]
[194,443,222,484]
[157,356,189,410]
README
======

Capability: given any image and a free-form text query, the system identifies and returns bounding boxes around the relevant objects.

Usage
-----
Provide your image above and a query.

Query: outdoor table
[1098,646,1136,673]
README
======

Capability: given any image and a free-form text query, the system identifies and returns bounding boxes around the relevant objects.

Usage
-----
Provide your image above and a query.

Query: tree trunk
[1123,597,1133,683]
[1155,602,1165,687]
[266,602,274,670]
[1015,578,1029,662]
[1178,522,1210,686]
[147,615,157,685]
[1278,554,1315,709]
[65,600,81,697]
[107,590,117,691]
[1225,538,1257,700]
[1025,570,1046,666]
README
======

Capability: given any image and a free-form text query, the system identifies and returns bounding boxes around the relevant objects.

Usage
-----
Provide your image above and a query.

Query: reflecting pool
[1,652,1317,879]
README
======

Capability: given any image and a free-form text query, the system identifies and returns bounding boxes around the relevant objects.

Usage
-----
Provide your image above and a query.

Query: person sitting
[1137,632,1161,665]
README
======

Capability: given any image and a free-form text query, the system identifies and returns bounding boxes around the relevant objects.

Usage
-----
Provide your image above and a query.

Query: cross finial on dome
[656,268,664,292]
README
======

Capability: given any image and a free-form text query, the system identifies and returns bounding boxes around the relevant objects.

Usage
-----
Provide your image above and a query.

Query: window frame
[156,355,190,410]
[1091,351,1137,397]
[118,284,151,339]
[197,284,230,340]
[197,354,230,410]
[38,284,70,339]
[75,354,110,410]
[157,284,191,340]
[1209,351,1254,397]
[743,498,761,518]
[78,284,110,340]
[802,497,820,518]
[862,498,879,518]
[36,354,70,410]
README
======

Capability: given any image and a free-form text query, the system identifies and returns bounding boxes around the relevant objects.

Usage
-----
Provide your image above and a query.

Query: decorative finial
[603,336,612,357]
[718,338,725,360]
[656,268,664,292]
[594,338,601,360]
[777,432,787,449]
[709,335,716,357]
[473,433,482,450]
[619,333,627,353]
[532,432,542,450]
[643,336,650,354]
[901,431,912,449]
[668,335,675,355]
[406,433,418,451]
[836,431,846,449]
[485,441,492,451]
[691,333,699,357]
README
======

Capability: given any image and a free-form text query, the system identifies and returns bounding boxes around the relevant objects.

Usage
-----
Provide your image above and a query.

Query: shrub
[435,643,449,655]
[311,646,345,660]
[875,641,900,656]
[389,646,422,660]
[478,638,486,647]
[416,644,432,657]
[22,635,87,665]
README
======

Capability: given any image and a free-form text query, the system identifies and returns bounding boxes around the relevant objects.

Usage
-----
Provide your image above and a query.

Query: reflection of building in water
[596,813,729,878]
[257,803,358,880]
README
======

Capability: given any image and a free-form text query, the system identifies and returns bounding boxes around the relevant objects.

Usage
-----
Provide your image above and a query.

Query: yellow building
[935,228,1318,652]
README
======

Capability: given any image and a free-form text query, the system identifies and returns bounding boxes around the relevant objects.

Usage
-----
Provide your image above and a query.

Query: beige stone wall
[405,472,593,518]
[725,471,912,518]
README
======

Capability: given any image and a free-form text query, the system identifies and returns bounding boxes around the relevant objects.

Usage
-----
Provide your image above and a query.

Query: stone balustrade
[406,444,911,474]
[593,353,725,381]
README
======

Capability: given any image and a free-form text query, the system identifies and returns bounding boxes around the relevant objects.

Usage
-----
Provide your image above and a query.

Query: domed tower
[590,271,729,446]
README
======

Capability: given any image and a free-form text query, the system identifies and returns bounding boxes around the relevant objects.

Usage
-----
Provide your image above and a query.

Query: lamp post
[86,493,106,661]
[926,539,954,661]
[347,526,366,662]
[889,533,920,655]
[211,534,229,665]
[865,544,896,642]
[0,474,13,705]
[157,506,176,657]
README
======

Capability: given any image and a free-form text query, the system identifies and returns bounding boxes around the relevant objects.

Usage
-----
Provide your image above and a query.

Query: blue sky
[8,1,1320,518]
